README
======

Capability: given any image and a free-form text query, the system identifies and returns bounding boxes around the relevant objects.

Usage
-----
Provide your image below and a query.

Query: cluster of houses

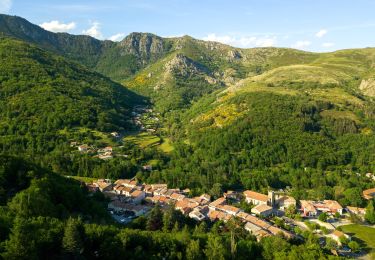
[79,144,114,160]
[131,106,159,133]
[85,179,299,241]
[85,178,375,244]
[300,200,344,217]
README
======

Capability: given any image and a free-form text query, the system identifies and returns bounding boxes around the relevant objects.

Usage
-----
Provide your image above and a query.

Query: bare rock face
[119,33,166,61]
[165,53,209,77]
[359,79,375,97]
[227,50,242,62]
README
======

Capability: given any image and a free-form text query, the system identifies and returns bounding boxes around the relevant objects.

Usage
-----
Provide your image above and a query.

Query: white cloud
[0,0,12,13]
[202,33,276,48]
[82,22,102,39]
[108,33,125,41]
[39,20,76,33]
[322,42,334,48]
[292,40,311,49]
[315,29,327,38]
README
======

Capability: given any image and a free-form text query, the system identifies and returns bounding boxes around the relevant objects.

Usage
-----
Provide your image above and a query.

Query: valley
[0,13,375,259]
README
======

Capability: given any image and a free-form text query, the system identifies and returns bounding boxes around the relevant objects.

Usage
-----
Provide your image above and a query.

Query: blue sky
[1,0,375,52]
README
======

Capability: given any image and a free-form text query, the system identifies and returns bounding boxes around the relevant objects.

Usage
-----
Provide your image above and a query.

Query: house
[267,226,294,239]
[170,193,186,201]
[110,132,120,138]
[365,173,375,181]
[115,179,138,189]
[98,152,113,160]
[130,190,146,204]
[322,200,344,214]
[113,185,133,196]
[243,190,269,206]
[151,184,167,190]
[208,197,226,211]
[143,185,154,196]
[217,205,241,216]
[244,222,271,241]
[86,183,99,193]
[363,188,375,200]
[142,165,153,171]
[192,194,211,205]
[189,207,207,221]
[224,190,241,201]
[154,188,168,196]
[244,222,263,234]
[300,200,343,217]
[146,195,170,205]
[330,230,350,245]
[208,210,232,222]
[346,206,366,216]
[251,204,274,217]
[122,186,134,197]
[300,200,318,217]
[275,195,296,210]
[78,144,89,152]
[93,179,113,192]
[175,198,199,214]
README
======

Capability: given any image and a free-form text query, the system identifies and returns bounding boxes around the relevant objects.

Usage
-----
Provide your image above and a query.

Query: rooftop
[243,190,268,202]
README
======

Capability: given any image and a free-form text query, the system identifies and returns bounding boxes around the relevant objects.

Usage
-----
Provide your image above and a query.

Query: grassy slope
[341,224,375,253]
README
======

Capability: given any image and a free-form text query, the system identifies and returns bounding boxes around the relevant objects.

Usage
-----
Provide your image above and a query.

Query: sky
[1,0,375,52]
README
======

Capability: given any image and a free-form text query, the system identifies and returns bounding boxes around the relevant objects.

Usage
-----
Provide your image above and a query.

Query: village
[85,178,375,257]
[69,105,161,160]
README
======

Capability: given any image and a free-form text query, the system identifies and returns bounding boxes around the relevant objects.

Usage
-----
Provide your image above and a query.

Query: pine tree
[62,217,84,257]
[365,200,375,224]
[186,239,202,260]
[146,203,163,231]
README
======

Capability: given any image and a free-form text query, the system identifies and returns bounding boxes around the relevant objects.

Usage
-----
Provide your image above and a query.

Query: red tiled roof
[243,190,268,202]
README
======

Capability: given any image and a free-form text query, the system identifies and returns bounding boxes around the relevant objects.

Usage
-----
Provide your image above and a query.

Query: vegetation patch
[340,224,375,253]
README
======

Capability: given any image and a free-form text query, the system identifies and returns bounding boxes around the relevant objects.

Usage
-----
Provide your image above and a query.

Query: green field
[340,224,375,253]
[68,176,97,183]
[124,132,161,148]
[123,131,174,153]
[159,137,174,153]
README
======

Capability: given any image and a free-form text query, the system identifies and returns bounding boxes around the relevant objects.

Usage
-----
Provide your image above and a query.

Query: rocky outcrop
[227,50,242,62]
[165,54,209,77]
[359,79,375,97]
[119,32,168,62]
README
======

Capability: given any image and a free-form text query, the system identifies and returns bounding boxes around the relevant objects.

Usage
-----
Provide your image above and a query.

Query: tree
[260,236,290,260]
[348,241,360,252]
[186,239,202,260]
[193,221,207,235]
[62,217,84,257]
[318,212,328,222]
[163,204,182,232]
[365,200,375,224]
[209,183,223,199]
[146,203,163,231]
[325,237,337,250]
[285,204,296,218]
[343,188,363,207]
[204,234,227,260]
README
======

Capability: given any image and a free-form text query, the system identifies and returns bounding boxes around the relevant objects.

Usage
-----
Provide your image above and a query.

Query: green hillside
[0,36,143,155]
